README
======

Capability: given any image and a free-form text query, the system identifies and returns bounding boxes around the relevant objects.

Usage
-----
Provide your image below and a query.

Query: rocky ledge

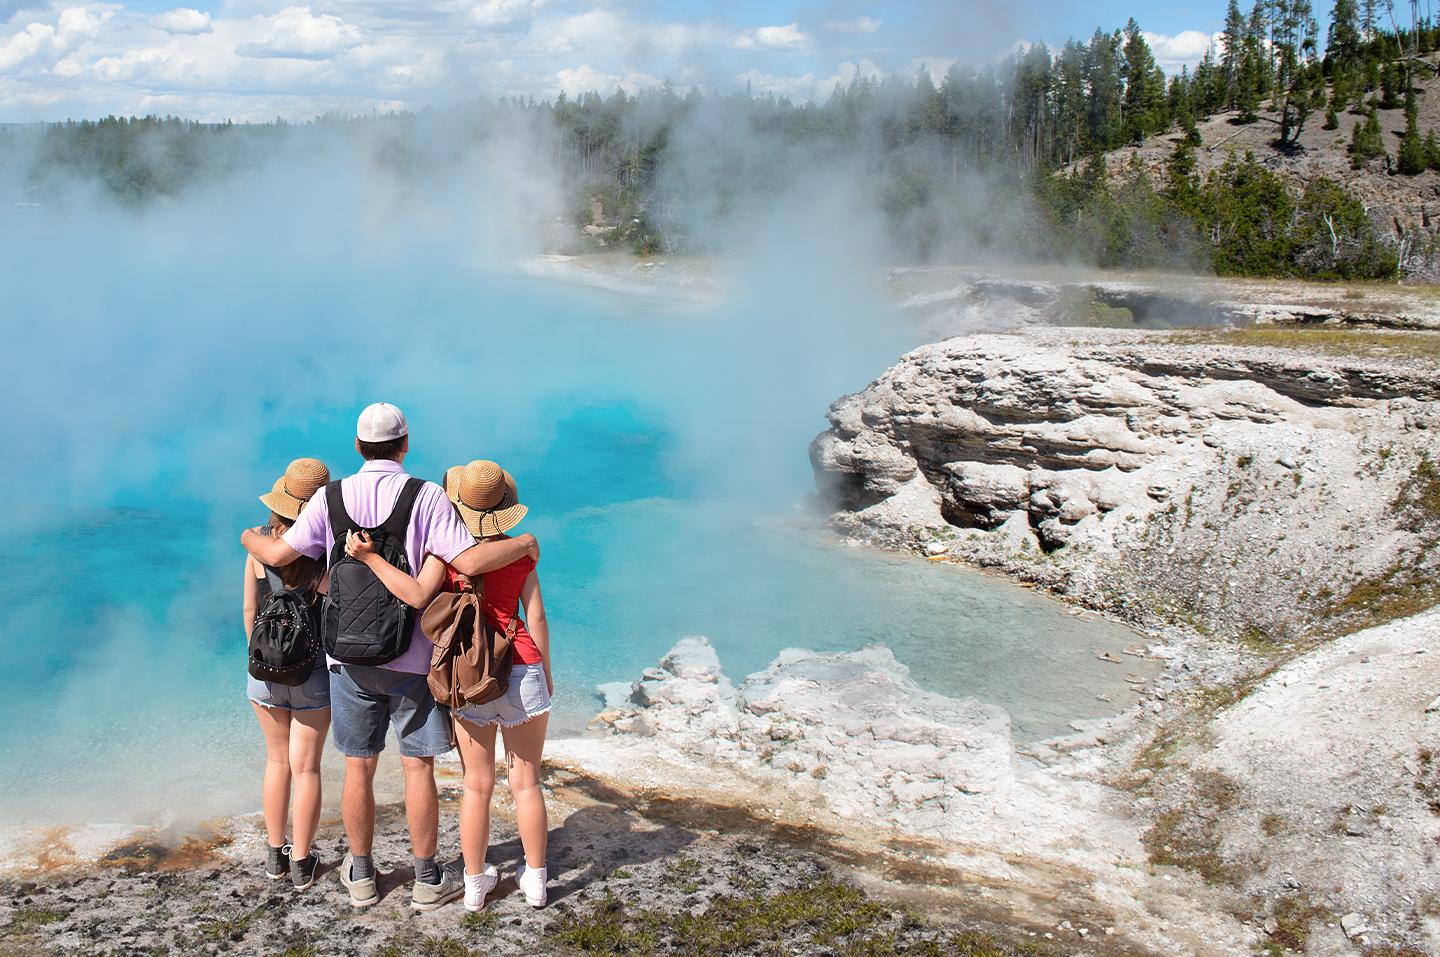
[810,327,1440,638]
[588,638,1017,833]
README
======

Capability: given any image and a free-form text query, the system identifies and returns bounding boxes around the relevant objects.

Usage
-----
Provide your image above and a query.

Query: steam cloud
[0,105,921,825]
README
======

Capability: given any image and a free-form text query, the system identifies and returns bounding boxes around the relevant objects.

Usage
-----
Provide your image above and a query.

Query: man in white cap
[242,402,538,911]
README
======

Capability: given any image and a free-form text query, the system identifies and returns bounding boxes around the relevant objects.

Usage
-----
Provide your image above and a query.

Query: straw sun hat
[259,458,330,522]
[445,460,527,538]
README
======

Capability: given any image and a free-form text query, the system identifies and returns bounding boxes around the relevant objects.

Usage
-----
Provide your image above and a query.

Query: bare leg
[251,702,293,848]
[401,755,438,860]
[454,717,498,875]
[287,708,330,859]
[342,755,379,857]
[500,714,549,868]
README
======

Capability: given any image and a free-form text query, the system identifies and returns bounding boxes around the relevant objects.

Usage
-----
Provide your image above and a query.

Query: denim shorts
[329,664,452,758]
[454,663,551,729]
[246,656,330,711]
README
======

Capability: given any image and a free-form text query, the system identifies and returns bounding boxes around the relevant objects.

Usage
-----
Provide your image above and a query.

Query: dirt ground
[0,762,1167,957]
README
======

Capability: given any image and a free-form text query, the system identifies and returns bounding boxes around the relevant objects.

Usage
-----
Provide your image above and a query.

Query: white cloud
[826,17,881,35]
[900,55,955,85]
[553,62,661,97]
[734,68,818,100]
[0,7,107,73]
[728,23,808,51]
[236,7,363,60]
[150,8,213,35]
[470,0,537,28]
[1143,29,1218,76]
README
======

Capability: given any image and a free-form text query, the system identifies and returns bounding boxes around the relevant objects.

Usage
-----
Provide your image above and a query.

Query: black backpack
[248,566,320,686]
[321,477,424,666]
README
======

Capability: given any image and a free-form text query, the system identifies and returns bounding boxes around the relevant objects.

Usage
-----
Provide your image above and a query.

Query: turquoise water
[0,167,1150,827]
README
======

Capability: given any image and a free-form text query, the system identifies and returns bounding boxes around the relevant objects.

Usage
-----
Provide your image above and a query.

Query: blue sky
[0,1,1292,122]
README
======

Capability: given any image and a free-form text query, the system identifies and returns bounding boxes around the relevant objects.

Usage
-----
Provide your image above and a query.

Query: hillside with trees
[5,1,1440,281]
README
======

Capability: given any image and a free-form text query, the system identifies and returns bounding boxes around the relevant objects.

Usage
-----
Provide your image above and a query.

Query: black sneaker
[265,844,292,880]
[290,850,319,890]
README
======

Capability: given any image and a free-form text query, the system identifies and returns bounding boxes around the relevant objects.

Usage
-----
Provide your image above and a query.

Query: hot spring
[0,159,1156,828]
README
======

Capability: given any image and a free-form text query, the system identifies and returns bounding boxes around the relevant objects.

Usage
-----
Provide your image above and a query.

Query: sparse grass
[1193,661,1281,715]
[7,906,67,930]
[1326,560,1440,632]
[198,905,264,942]
[1165,327,1440,363]
[459,910,500,933]
[1263,895,1330,955]
[1260,813,1286,836]
[1395,457,1440,526]
[546,875,986,957]
[1142,770,1243,885]
[274,941,320,957]
[376,931,484,957]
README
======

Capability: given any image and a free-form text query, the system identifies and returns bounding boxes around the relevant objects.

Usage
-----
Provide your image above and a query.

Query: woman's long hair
[267,511,325,592]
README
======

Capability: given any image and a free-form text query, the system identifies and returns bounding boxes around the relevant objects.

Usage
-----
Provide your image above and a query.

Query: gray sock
[350,853,375,881]
[414,855,440,885]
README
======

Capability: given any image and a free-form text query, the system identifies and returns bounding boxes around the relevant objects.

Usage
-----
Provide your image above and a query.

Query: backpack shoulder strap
[262,565,285,596]
[379,477,425,539]
[324,479,355,537]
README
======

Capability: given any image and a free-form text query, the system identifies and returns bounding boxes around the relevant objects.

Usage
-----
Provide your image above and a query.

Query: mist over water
[0,138,1149,828]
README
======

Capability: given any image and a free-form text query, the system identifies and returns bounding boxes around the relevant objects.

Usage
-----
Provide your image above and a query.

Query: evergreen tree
[1121,19,1165,143]
[1350,106,1387,165]
[1360,0,1380,37]
[1424,128,1440,169]
[1247,1,1275,99]
[1399,82,1426,173]
[1194,47,1223,116]
[1327,0,1363,60]
[1221,0,1248,109]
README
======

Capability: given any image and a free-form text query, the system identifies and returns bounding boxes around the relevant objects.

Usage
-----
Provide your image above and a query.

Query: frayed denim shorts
[246,656,330,711]
[454,663,551,729]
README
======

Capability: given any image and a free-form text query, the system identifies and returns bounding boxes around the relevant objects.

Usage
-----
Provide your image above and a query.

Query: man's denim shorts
[329,664,452,758]
[246,657,330,712]
[454,663,551,729]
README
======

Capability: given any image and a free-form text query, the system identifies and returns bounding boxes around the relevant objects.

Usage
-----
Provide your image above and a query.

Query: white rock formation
[590,637,1019,837]
[810,329,1440,636]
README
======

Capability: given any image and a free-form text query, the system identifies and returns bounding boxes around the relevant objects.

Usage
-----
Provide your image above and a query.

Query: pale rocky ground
[886,264,1440,337]
[812,327,1440,641]
[799,322,1440,954]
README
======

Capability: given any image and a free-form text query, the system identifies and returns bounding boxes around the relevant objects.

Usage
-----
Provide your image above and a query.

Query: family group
[239,401,552,913]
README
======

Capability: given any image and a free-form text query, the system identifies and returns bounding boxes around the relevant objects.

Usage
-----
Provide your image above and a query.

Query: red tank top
[443,556,540,664]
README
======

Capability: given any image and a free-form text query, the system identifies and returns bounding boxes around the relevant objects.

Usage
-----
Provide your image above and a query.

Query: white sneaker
[515,862,547,908]
[464,864,498,911]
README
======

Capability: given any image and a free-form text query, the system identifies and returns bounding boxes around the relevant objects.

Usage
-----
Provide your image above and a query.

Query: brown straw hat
[447,460,527,538]
[259,458,330,522]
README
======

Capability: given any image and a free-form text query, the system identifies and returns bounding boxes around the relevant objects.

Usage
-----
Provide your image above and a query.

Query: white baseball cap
[357,402,408,442]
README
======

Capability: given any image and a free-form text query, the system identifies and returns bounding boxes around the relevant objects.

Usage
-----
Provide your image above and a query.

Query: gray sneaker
[411,861,464,911]
[265,843,291,880]
[339,853,379,907]
[290,850,319,891]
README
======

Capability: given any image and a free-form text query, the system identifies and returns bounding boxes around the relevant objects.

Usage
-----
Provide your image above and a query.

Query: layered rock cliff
[810,328,1440,638]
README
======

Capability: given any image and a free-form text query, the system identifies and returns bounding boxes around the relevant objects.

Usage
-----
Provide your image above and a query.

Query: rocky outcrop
[811,329,1440,636]
[590,637,1016,835]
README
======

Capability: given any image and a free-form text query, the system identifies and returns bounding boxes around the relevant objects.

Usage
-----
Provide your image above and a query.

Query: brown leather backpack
[422,576,518,712]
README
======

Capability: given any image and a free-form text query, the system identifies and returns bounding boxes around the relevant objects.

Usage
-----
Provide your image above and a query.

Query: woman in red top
[345,460,552,912]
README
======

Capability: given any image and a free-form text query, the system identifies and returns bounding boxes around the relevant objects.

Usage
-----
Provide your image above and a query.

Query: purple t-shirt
[284,459,475,674]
